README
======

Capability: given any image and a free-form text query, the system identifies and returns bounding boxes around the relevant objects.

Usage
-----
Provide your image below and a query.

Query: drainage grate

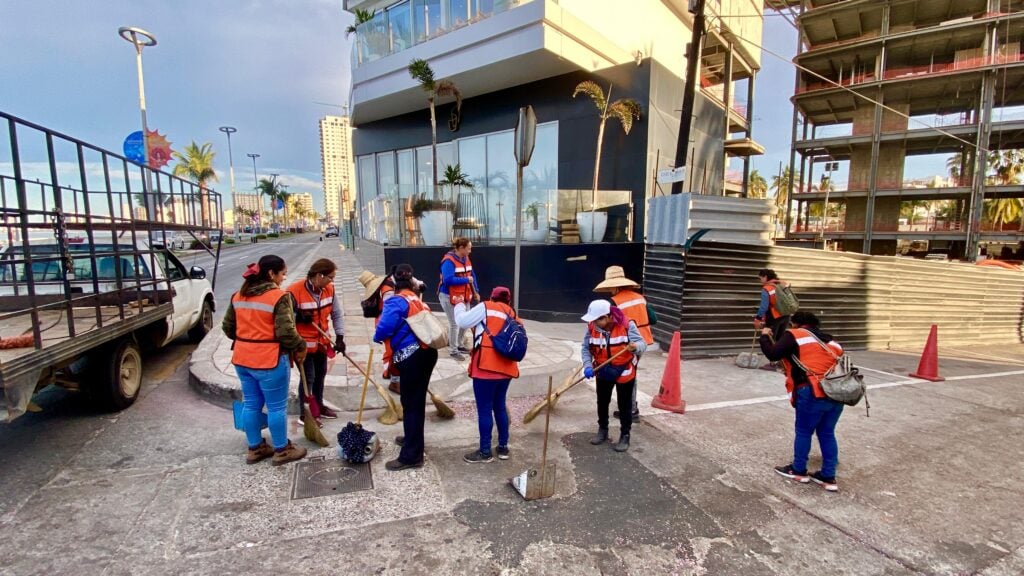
[290,457,373,500]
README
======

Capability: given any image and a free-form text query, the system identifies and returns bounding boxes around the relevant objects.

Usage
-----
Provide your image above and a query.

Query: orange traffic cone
[652,331,686,414]
[910,324,945,382]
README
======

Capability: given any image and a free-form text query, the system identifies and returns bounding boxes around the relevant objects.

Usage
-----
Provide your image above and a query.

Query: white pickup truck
[0,235,216,418]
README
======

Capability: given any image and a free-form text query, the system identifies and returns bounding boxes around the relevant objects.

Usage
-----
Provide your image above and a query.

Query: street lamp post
[219,126,238,235]
[118,26,157,219]
[247,153,260,232]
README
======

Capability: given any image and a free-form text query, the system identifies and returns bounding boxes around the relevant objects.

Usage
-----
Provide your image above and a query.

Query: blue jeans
[236,355,290,450]
[473,377,511,455]
[792,386,844,477]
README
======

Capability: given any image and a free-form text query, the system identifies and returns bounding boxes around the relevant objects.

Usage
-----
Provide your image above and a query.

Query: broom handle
[561,347,632,396]
[356,349,374,426]
[541,376,553,489]
[342,351,399,412]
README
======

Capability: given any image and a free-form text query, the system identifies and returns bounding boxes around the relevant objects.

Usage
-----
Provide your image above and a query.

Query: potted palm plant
[411,195,454,246]
[523,201,547,242]
[572,81,642,243]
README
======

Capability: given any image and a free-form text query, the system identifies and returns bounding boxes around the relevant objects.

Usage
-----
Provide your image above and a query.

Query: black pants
[396,347,438,464]
[768,315,791,342]
[597,378,635,435]
[299,351,328,409]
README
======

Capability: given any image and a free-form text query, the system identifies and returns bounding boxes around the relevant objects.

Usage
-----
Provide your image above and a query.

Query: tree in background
[572,80,642,223]
[172,141,218,227]
[748,169,768,199]
[256,177,286,230]
[985,149,1024,230]
[408,59,462,199]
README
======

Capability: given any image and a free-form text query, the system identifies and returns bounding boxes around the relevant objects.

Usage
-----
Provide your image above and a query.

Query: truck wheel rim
[120,348,142,398]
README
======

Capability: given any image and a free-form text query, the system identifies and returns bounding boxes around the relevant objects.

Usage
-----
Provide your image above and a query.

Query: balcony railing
[793,218,969,234]
[351,0,529,68]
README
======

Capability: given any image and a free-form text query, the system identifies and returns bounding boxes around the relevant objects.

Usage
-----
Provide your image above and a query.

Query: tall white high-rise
[319,115,353,225]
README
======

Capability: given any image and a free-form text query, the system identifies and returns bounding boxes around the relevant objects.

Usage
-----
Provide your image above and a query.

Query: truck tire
[90,339,143,411]
[189,300,214,343]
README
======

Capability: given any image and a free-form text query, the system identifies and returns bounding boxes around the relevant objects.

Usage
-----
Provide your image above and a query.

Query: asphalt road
[174,232,336,322]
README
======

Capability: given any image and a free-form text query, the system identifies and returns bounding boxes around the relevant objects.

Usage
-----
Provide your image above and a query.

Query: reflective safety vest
[612,289,653,345]
[439,252,474,303]
[230,288,287,369]
[763,283,780,319]
[287,280,335,352]
[470,301,521,378]
[780,328,843,406]
[588,322,637,384]
[378,281,396,378]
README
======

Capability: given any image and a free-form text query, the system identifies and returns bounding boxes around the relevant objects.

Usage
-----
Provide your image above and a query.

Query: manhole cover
[290,457,373,500]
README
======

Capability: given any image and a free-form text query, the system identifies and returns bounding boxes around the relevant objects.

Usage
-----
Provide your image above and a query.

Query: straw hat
[593,266,640,292]
[358,270,388,300]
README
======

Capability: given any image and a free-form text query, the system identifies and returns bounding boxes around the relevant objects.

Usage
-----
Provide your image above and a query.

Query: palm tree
[748,169,768,199]
[345,8,375,36]
[172,141,218,227]
[256,177,285,230]
[985,149,1024,230]
[438,163,474,203]
[408,59,462,199]
[278,186,291,232]
[572,81,642,236]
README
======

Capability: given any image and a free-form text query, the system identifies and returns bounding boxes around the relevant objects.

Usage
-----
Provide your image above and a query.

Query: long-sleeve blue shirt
[756,288,771,320]
[438,252,479,296]
[373,294,420,355]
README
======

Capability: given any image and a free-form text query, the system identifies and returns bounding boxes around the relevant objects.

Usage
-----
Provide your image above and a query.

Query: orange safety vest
[611,289,653,345]
[378,281,396,378]
[469,301,521,378]
[588,322,638,384]
[763,282,781,319]
[439,252,474,303]
[287,280,335,352]
[780,327,843,406]
[230,288,287,369]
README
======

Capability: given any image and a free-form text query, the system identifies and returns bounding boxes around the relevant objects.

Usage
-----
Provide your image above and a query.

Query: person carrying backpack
[754,268,792,371]
[454,286,523,463]
[759,310,845,492]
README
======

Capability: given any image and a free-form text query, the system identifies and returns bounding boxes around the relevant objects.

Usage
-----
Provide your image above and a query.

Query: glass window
[388,1,412,52]
[416,146,432,197]
[413,0,442,42]
[449,0,470,27]
[376,151,397,199]
[357,155,377,240]
[485,130,515,242]
[524,121,559,230]
[396,149,416,202]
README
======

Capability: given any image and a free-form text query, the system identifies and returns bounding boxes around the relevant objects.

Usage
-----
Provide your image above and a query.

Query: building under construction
[770,0,1024,258]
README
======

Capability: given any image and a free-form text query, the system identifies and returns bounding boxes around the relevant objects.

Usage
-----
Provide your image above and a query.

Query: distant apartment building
[771,0,1024,257]
[344,0,765,247]
[319,115,355,225]
[234,192,262,215]
[292,192,315,214]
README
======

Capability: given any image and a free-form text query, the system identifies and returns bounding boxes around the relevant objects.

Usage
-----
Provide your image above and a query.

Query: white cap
[581,299,611,322]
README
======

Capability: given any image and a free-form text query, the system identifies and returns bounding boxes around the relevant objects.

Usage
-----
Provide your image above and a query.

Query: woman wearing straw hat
[358,270,396,387]
[594,266,654,423]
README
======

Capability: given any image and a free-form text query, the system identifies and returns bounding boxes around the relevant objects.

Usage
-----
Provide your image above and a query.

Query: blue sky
[0,2,876,209]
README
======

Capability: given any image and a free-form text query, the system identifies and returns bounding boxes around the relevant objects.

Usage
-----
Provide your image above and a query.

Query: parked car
[324,226,339,238]
[209,230,223,242]
[149,230,187,250]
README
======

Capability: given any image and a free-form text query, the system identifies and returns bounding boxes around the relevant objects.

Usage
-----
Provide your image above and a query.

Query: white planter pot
[576,211,608,243]
[419,211,452,246]
[522,206,548,242]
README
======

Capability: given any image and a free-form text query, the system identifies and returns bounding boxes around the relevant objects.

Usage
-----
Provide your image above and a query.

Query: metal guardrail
[645,241,1024,357]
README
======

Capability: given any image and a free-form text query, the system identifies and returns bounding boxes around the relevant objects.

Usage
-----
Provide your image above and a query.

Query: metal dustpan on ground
[511,377,557,501]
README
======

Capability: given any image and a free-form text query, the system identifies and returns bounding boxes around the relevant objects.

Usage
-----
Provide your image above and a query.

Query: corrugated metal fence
[644,241,1024,356]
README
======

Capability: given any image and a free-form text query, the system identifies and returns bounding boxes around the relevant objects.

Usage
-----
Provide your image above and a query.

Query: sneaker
[246,439,274,464]
[385,458,424,471]
[388,381,401,395]
[449,351,466,361]
[773,464,810,483]
[759,363,778,371]
[271,440,307,466]
[319,405,339,419]
[496,446,510,460]
[458,347,470,354]
[463,450,494,463]
[395,435,404,447]
[809,471,839,492]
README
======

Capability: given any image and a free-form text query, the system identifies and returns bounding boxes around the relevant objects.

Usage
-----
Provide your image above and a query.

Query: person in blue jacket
[438,237,480,360]
[374,263,439,471]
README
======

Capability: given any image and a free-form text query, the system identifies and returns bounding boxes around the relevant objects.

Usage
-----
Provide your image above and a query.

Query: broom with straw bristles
[310,324,402,424]
[342,350,455,420]
[298,365,329,447]
[523,348,630,425]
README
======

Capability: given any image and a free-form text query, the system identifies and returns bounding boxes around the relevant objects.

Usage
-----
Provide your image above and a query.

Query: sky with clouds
[0,1,865,212]
[0,0,352,212]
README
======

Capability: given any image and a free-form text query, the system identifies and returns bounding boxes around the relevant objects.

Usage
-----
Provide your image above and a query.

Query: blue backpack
[483,311,528,361]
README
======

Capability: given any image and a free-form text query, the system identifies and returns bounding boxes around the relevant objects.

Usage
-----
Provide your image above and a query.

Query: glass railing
[352,0,532,67]
[360,187,633,246]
